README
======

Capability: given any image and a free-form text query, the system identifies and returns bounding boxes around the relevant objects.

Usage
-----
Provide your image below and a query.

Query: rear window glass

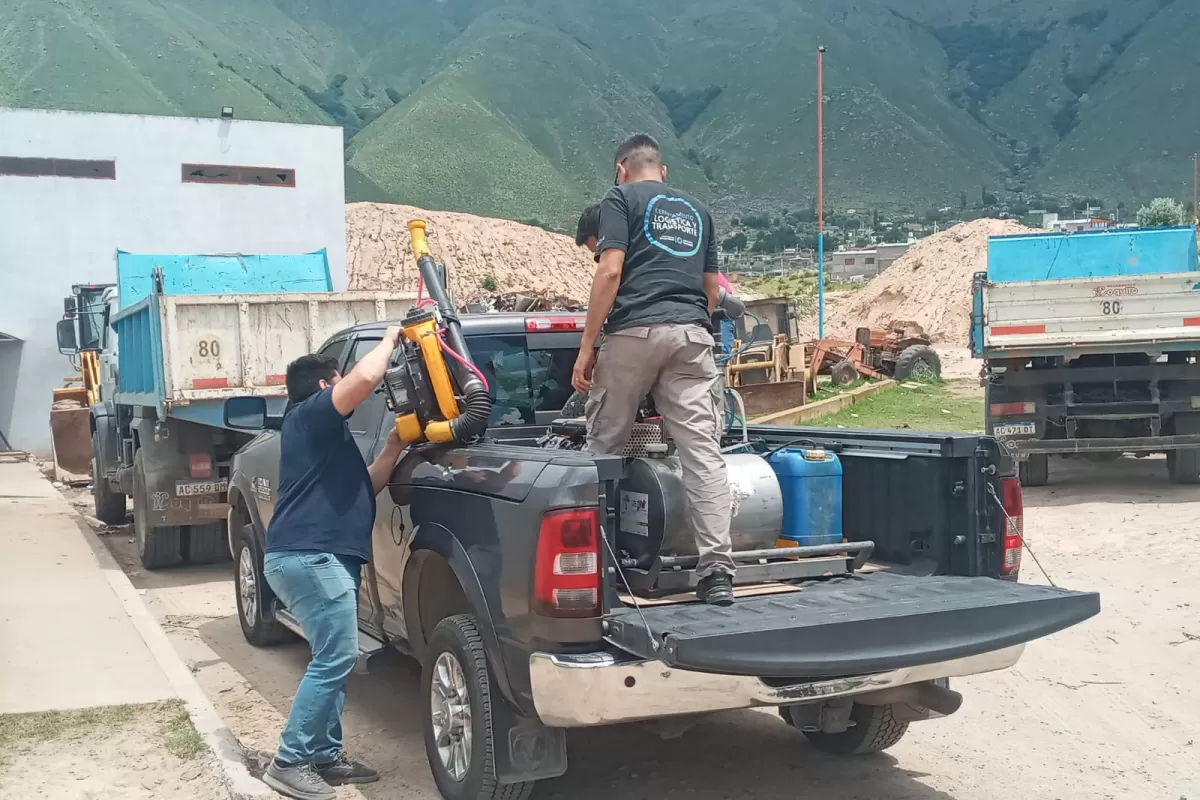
[466,334,576,425]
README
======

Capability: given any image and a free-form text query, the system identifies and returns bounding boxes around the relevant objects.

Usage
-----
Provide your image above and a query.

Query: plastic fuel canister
[765,448,843,547]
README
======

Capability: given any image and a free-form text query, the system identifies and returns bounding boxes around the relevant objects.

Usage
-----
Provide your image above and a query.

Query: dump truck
[55,249,414,567]
[971,225,1200,486]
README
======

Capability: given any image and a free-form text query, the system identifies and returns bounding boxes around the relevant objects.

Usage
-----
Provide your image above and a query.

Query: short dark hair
[614,133,662,171]
[285,354,339,403]
[575,204,601,246]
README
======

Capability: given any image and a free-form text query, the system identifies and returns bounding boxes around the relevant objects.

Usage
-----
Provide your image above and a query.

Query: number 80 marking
[197,340,221,358]
[1102,301,1122,316]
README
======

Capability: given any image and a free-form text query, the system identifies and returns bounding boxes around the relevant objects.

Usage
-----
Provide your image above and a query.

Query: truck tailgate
[605,572,1099,677]
[982,271,1200,353]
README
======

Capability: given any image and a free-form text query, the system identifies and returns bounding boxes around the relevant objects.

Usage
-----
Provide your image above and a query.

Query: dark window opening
[865,257,876,264]
[0,157,115,179]
[182,163,295,187]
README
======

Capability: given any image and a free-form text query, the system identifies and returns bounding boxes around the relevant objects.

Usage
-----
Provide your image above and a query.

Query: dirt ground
[64,459,1200,800]
[0,701,224,800]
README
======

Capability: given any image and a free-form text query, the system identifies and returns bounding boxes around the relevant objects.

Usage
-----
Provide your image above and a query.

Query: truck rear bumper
[1013,433,1200,455]
[528,644,1023,728]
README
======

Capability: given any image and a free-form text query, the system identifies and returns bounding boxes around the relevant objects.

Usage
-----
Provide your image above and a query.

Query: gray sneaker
[263,761,335,800]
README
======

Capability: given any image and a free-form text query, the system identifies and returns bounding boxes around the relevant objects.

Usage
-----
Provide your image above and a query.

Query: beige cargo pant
[586,324,735,578]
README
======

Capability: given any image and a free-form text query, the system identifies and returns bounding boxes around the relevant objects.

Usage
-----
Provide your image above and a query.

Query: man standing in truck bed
[572,133,735,606]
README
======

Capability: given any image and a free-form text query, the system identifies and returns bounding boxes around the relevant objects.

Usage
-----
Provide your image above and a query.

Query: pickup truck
[972,225,1200,486]
[226,311,1100,800]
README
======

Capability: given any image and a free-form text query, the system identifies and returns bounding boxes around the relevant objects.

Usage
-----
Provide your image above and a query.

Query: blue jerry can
[765,448,843,547]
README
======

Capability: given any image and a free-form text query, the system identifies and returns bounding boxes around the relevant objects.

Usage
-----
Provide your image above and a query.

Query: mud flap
[491,698,568,783]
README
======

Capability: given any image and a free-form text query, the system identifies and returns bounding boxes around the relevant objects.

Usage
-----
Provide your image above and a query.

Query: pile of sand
[346,202,595,306]
[825,218,1042,346]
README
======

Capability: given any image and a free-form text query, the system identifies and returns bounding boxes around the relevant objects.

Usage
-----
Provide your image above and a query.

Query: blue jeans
[263,550,361,766]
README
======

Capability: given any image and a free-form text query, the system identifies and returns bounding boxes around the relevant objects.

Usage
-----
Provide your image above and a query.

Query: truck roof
[340,311,586,338]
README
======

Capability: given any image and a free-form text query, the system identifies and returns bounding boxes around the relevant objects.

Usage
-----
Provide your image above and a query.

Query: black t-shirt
[265,387,375,563]
[596,181,717,333]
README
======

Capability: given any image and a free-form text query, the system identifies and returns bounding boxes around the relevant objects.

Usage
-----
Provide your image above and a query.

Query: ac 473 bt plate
[993,422,1036,438]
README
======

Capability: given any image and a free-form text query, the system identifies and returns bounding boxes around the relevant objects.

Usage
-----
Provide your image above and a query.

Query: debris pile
[346,203,594,308]
[826,219,1042,346]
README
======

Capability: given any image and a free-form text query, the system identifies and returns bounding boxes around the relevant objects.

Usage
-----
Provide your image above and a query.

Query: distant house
[828,248,880,280]
[1041,211,1114,233]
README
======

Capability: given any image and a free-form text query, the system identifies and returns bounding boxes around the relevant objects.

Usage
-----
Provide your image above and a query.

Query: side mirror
[225,396,273,431]
[56,319,78,354]
[63,296,77,315]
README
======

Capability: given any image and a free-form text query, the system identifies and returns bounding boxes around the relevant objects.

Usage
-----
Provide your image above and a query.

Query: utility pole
[1193,153,1198,225]
[817,45,827,339]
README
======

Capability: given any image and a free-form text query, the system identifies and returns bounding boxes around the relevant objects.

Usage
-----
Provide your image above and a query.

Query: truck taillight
[189,453,212,479]
[1000,477,1023,578]
[990,401,1036,416]
[526,316,585,332]
[534,508,600,618]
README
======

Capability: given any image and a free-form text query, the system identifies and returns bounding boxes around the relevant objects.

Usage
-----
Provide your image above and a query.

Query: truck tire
[235,525,291,647]
[893,345,942,382]
[133,453,183,569]
[800,703,910,756]
[185,523,231,564]
[92,433,127,525]
[1019,453,1049,487]
[422,615,535,800]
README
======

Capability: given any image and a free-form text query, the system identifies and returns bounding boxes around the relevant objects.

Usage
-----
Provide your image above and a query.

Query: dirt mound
[346,202,595,306]
[826,219,1042,346]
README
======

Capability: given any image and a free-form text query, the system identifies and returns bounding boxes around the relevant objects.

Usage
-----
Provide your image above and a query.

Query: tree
[1136,197,1186,228]
[882,226,908,244]
[960,189,968,209]
[721,231,748,252]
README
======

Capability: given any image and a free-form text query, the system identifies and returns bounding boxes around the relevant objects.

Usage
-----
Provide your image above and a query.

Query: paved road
[86,456,1200,800]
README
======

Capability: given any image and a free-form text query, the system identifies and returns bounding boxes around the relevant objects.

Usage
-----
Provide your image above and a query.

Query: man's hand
[383,326,403,349]
[386,428,403,449]
[369,426,411,495]
[572,348,596,393]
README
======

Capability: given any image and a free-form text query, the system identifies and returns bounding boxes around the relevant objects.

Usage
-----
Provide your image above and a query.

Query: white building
[0,108,347,453]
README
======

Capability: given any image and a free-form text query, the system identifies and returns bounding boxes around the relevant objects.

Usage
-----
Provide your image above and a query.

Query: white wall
[0,108,347,453]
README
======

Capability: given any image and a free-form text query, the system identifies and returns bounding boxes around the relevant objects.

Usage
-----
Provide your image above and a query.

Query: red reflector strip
[192,378,229,389]
[264,374,287,385]
[991,324,1046,336]
[1184,317,1200,327]
[526,317,586,332]
[990,402,1036,416]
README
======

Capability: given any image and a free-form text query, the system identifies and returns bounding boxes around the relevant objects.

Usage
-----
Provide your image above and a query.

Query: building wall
[0,108,347,453]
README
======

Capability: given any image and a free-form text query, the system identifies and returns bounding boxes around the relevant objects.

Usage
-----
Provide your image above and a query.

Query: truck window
[466,334,578,425]
[318,337,350,370]
[344,337,387,457]
[343,337,379,375]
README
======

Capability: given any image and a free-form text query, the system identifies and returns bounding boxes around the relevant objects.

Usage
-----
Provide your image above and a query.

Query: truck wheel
[235,525,291,646]
[92,433,127,525]
[185,523,232,564]
[132,454,182,569]
[800,703,909,756]
[893,345,942,382]
[1019,454,1049,487]
[422,615,535,800]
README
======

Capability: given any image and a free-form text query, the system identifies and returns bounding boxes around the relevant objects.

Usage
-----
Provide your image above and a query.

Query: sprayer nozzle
[407,219,432,260]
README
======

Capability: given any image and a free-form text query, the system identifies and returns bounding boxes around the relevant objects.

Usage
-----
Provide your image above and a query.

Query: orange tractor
[807,326,942,390]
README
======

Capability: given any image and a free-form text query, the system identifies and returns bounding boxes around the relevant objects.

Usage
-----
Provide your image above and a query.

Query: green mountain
[2,0,1196,227]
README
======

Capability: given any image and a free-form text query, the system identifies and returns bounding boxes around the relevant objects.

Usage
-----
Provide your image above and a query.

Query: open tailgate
[605,572,1099,678]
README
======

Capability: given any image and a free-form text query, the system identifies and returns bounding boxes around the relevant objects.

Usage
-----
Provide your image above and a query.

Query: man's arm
[580,189,631,350]
[367,429,407,495]
[703,272,720,314]
[581,249,625,350]
[331,326,403,416]
[703,214,720,313]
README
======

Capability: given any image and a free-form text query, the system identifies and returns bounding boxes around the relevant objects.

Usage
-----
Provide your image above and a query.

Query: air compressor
[379,220,493,444]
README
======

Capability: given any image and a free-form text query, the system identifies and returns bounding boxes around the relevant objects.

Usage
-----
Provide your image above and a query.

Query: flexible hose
[449,380,491,442]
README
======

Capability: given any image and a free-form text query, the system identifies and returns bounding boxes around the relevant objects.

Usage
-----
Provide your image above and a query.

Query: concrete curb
[77,519,278,800]
[754,379,897,425]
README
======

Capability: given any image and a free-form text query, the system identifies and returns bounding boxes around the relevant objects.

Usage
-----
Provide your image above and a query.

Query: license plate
[993,422,1036,437]
[176,479,228,497]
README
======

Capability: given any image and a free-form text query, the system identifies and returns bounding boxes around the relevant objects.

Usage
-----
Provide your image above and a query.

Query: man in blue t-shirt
[262,326,410,800]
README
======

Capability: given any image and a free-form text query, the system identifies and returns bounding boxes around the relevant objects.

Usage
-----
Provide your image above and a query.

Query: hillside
[3,0,1197,225]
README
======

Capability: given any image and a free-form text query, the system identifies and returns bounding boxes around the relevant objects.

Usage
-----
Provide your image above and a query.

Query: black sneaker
[263,761,335,800]
[316,751,380,786]
[697,572,735,606]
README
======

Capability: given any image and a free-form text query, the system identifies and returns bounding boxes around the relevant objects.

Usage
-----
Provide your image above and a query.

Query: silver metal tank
[617,453,784,563]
